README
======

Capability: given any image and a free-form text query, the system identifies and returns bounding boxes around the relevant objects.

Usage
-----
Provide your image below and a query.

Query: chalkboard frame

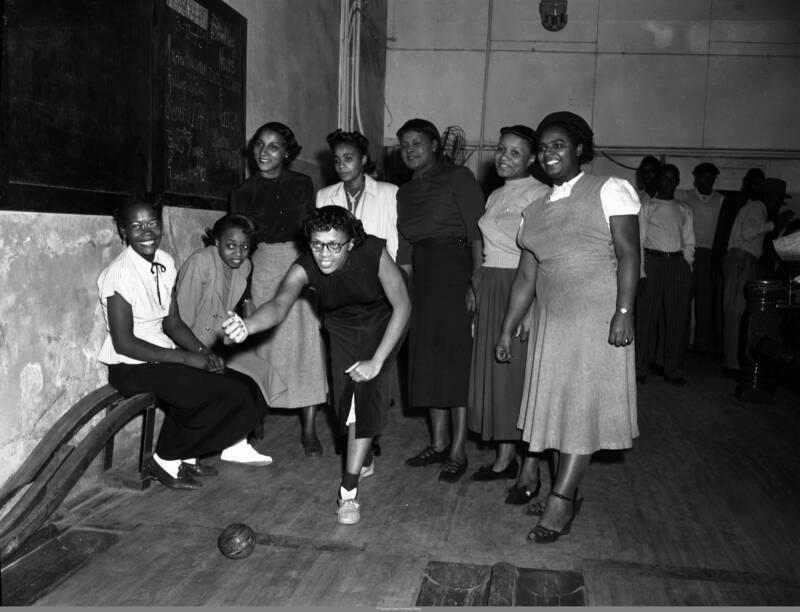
[0,0,247,215]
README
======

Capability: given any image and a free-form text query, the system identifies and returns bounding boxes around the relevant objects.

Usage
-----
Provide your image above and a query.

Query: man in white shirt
[679,162,724,355]
[635,164,695,386]
[722,178,794,373]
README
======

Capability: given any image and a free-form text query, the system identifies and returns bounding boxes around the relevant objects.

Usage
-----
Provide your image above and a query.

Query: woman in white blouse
[316,129,399,261]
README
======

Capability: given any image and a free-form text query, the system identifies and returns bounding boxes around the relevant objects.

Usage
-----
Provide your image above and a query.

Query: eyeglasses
[309,240,348,254]
[129,220,162,232]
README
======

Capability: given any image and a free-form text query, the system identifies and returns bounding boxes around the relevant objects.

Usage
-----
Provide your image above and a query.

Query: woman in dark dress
[395,118,485,483]
[230,122,328,457]
[223,206,411,526]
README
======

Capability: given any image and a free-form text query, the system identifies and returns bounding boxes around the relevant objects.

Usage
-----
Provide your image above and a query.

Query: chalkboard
[152,0,246,207]
[0,0,246,213]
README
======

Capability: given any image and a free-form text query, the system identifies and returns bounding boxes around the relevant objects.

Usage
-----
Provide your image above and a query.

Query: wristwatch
[617,307,630,314]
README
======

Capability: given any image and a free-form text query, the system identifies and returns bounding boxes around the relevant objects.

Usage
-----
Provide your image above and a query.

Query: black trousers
[108,363,264,461]
[635,254,692,378]
[692,247,716,353]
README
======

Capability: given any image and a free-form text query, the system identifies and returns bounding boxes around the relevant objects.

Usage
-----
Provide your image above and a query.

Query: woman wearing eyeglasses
[230,122,328,458]
[223,206,411,526]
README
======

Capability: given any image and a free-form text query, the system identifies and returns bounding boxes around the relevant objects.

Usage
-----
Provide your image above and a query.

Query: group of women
[96,110,640,540]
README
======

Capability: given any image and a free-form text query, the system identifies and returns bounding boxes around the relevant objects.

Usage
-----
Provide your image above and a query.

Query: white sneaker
[220,442,273,466]
[359,462,375,481]
[337,498,361,525]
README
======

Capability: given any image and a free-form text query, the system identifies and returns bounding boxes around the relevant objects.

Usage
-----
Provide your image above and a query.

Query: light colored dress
[468,175,548,440]
[517,173,640,454]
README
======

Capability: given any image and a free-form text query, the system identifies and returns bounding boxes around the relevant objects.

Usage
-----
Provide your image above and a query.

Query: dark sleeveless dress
[296,236,403,438]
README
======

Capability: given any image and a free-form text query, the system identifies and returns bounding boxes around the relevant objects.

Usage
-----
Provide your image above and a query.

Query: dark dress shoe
[181,461,218,477]
[406,445,450,467]
[302,437,323,458]
[649,362,664,375]
[143,457,202,490]
[470,460,519,481]
[505,480,542,505]
[664,376,688,387]
[438,458,468,483]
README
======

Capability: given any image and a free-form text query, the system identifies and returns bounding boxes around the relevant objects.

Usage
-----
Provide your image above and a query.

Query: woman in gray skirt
[467,125,549,505]
[230,122,328,457]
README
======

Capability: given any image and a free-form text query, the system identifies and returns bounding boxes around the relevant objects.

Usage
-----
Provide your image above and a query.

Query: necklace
[344,187,363,215]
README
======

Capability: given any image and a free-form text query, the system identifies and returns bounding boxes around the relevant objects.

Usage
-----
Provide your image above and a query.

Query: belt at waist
[645,248,682,258]
[414,236,467,247]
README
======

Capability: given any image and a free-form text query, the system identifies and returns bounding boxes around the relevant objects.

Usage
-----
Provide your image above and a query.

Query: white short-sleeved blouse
[549,172,640,225]
[97,246,177,365]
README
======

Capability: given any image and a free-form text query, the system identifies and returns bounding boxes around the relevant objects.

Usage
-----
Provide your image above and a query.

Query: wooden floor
[15,353,800,606]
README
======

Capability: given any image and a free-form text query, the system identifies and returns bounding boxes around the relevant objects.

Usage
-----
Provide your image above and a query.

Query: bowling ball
[217,522,256,559]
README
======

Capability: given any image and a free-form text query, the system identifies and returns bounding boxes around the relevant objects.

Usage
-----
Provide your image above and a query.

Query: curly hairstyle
[112,193,163,242]
[536,112,595,165]
[251,121,302,163]
[396,118,441,154]
[304,205,366,248]
[326,129,376,175]
[201,213,257,247]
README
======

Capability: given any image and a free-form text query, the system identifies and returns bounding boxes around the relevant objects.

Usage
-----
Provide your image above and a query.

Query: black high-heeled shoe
[505,477,542,505]
[527,490,583,544]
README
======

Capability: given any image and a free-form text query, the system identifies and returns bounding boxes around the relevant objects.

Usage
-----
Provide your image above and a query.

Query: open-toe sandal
[526,490,584,544]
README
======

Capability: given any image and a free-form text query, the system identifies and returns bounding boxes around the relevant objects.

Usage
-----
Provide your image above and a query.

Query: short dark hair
[693,162,719,177]
[499,124,537,152]
[304,205,366,248]
[252,121,302,162]
[202,213,257,247]
[661,163,680,180]
[113,193,163,241]
[326,129,376,175]
[396,118,441,152]
[639,155,661,170]
[536,112,595,164]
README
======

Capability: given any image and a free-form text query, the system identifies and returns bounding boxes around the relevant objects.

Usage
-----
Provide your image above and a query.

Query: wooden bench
[0,385,159,559]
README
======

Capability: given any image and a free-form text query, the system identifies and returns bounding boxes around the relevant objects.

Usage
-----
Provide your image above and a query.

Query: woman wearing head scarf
[496,112,641,542]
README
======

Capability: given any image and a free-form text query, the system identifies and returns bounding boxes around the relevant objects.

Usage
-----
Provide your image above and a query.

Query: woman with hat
[467,125,549,505]
[495,111,641,543]
[396,118,485,483]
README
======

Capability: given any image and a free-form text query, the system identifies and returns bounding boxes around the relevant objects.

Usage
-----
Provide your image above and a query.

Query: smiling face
[333,142,367,187]
[537,125,582,185]
[495,133,535,180]
[120,203,163,262]
[399,130,437,173]
[216,226,251,270]
[252,129,286,178]
[309,228,354,275]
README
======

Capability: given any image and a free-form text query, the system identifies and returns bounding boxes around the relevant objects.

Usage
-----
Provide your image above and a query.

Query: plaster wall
[384,0,800,195]
[0,0,388,491]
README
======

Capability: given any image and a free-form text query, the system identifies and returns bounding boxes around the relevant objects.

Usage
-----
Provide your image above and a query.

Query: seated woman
[97,195,272,491]
[174,213,273,435]
[223,206,411,525]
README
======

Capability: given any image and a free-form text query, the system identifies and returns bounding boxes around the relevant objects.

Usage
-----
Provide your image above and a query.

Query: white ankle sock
[153,452,181,478]
[339,486,357,501]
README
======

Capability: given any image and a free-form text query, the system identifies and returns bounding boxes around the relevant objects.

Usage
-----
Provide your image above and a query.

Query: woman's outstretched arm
[223,263,308,343]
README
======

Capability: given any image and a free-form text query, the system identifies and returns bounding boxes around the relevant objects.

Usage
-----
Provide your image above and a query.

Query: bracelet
[616,307,630,314]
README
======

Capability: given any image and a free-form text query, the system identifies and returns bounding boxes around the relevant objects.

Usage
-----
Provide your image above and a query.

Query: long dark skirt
[108,362,263,460]
[409,239,473,408]
[468,267,528,441]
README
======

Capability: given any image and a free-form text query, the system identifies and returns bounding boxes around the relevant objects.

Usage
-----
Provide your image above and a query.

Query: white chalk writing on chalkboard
[210,13,235,49]
[167,0,208,30]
